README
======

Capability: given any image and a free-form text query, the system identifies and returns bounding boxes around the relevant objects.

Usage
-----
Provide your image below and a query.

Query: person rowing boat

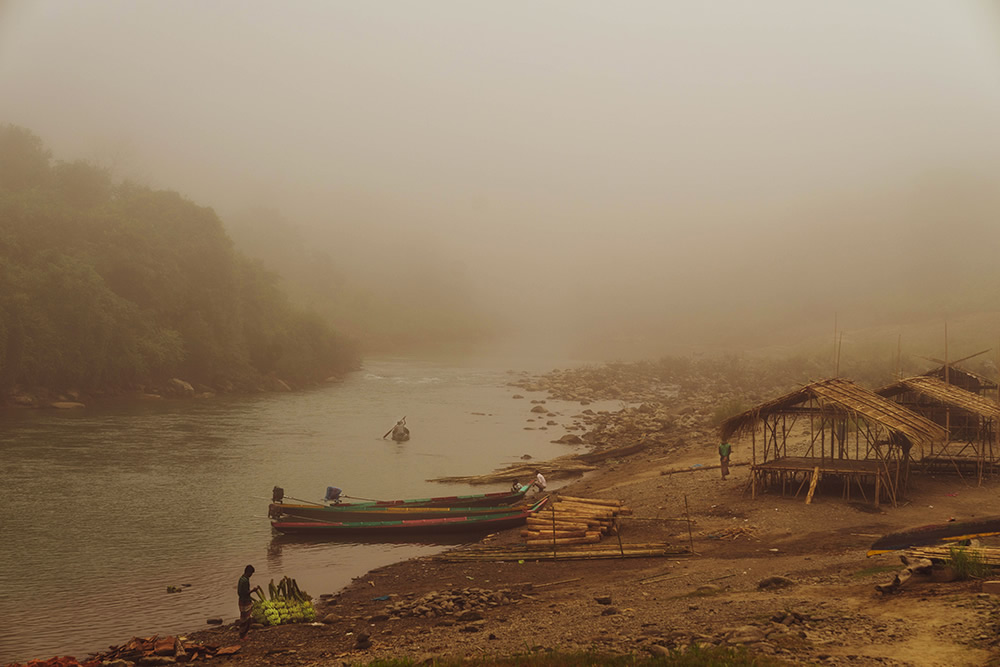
[383,417,410,442]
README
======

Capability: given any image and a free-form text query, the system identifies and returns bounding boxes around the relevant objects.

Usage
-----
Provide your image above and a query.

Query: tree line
[0,124,359,400]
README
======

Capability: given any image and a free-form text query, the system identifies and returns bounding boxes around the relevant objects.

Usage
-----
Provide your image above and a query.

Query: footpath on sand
[12,361,1000,666]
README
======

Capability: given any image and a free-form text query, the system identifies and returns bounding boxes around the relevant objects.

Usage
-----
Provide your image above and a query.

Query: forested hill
[0,125,359,403]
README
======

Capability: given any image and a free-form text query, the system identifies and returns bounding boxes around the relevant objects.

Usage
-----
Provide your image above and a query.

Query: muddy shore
[21,361,1000,666]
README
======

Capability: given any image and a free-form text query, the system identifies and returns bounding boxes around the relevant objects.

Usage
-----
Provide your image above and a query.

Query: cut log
[556,495,624,507]
[520,529,588,539]
[524,534,602,546]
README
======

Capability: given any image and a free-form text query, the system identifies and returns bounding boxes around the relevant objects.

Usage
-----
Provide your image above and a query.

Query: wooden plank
[805,466,820,504]
[556,495,623,507]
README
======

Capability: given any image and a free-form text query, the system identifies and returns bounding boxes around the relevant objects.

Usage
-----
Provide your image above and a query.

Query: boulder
[167,378,195,397]
[757,576,795,590]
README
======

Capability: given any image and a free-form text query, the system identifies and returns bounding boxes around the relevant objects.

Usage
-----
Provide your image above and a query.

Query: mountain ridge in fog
[3,2,1000,364]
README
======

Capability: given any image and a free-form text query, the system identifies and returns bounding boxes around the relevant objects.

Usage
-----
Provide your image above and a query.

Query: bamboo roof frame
[922,364,998,391]
[876,376,1000,421]
[719,377,948,446]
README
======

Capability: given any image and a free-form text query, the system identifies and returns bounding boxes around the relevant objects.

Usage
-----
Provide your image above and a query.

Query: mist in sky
[2,1,1000,361]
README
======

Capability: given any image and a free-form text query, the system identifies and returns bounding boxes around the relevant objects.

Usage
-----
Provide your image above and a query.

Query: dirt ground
[183,438,1000,667]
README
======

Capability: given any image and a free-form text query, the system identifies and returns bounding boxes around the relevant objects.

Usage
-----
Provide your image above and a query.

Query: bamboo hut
[876,375,1000,479]
[922,364,998,397]
[720,378,947,507]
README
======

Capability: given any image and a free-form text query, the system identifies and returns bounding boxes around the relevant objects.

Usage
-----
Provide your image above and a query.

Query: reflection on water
[0,358,614,663]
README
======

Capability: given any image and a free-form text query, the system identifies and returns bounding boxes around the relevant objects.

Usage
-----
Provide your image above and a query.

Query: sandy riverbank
[191,444,1000,666]
[17,362,1000,667]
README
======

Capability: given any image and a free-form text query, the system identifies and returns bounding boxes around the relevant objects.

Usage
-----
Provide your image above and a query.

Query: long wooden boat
[269,500,539,523]
[271,486,528,513]
[867,516,1000,556]
[270,499,547,536]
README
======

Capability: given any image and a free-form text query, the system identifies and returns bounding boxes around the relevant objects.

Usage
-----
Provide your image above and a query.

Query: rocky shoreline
[10,359,1000,666]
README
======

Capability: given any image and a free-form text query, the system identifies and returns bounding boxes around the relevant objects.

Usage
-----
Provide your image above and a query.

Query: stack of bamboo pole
[905,545,1000,566]
[428,458,597,485]
[520,495,632,546]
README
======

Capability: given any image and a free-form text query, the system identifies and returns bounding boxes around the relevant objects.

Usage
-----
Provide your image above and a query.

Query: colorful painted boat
[270,499,547,536]
[269,499,539,523]
[270,485,528,513]
[867,516,1000,556]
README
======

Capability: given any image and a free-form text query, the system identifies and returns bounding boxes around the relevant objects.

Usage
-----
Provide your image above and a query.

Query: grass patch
[852,565,900,578]
[947,545,991,580]
[362,645,790,666]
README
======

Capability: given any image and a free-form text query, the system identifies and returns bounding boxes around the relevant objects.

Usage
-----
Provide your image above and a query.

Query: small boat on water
[270,498,548,536]
[270,485,529,512]
[270,499,539,523]
[867,516,1000,556]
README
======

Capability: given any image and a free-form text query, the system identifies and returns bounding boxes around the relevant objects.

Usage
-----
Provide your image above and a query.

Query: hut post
[874,470,881,509]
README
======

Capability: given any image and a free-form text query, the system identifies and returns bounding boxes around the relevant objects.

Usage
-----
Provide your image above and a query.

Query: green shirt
[719,442,732,458]
[238,575,252,604]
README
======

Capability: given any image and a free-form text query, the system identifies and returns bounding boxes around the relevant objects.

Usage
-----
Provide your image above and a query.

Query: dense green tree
[0,125,358,398]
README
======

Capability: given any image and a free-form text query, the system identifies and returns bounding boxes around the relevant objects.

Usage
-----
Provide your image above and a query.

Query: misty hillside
[3,3,1000,368]
[225,207,494,355]
[0,125,359,398]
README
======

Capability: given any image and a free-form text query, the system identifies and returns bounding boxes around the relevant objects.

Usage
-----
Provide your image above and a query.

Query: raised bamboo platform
[749,456,903,507]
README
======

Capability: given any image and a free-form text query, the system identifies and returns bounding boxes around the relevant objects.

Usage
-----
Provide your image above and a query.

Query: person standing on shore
[719,441,732,480]
[237,565,255,639]
[531,470,547,494]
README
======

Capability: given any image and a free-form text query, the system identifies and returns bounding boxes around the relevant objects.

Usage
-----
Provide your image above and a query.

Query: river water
[0,357,611,664]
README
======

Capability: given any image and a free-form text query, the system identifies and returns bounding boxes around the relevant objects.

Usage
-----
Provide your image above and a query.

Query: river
[0,357,613,664]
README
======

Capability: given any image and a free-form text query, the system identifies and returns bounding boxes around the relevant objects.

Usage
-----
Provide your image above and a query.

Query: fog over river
[0,358,616,664]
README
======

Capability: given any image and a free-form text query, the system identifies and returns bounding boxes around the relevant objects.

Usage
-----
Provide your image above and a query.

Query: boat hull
[270,502,536,523]
[271,509,532,536]
[867,516,1000,556]
[273,487,528,512]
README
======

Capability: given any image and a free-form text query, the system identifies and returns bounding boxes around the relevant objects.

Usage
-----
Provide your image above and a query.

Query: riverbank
[13,360,1000,666]
[178,446,1000,667]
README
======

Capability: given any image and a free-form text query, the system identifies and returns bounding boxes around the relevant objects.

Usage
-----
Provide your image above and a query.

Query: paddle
[382,416,406,439]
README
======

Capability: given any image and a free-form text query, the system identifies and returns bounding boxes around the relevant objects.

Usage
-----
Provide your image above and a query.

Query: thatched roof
[876,376,1000,420]
[720,377,948,445]
[922,365,998,391]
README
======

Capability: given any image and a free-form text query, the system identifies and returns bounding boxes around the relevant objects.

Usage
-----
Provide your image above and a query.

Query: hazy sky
[2,1,1000,358]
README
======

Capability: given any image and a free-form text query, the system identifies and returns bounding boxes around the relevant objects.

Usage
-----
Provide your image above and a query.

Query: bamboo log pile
[905,545,1000,566]
[428,455,597,484]
[521,495,631,546]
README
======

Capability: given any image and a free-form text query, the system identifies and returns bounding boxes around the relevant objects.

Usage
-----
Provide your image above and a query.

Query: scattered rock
[757,576,795,590]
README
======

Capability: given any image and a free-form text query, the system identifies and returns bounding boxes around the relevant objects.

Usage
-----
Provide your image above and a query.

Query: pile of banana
[250,576,317,626]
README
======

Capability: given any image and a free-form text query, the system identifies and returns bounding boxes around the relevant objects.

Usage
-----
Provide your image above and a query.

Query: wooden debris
[702,525,757,541]
[434,542,689,561]
[428,457,597,484]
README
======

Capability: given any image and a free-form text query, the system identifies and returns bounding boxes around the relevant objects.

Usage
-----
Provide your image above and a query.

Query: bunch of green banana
[262,600,281,626]
[253,576,315,625]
